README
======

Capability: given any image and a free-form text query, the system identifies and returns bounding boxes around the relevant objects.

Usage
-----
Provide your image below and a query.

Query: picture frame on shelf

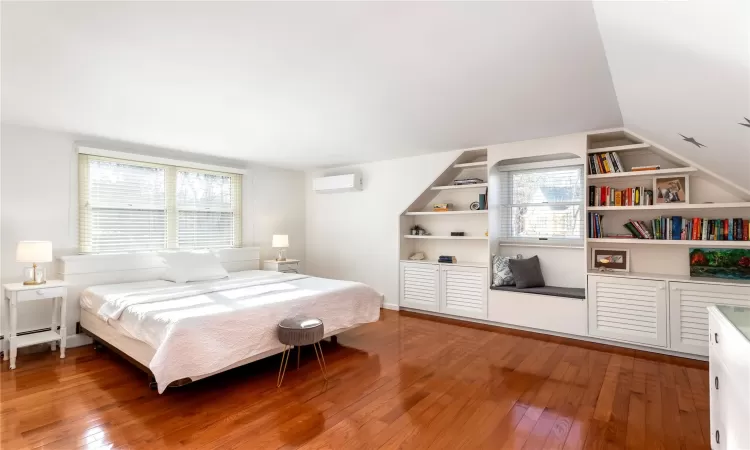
[654,175,689,204]
[591,248,630,272]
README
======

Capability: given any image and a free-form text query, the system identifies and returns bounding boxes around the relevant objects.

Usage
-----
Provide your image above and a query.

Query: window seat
[490,285,585,300]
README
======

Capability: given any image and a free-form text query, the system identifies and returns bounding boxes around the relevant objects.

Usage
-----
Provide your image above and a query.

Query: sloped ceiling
[1,1,622,169]
[594,0,750,189]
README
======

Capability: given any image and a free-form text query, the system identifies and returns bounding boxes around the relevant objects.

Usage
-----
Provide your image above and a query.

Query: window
[79,152,242,254]
[498,165,584,245]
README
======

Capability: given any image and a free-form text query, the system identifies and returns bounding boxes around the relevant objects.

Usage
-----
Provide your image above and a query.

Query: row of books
[588,151,624,175]
[438,255,457,264]
[588,213,605,238]
[589,185,653,207]
[628,217,750,241]
[588,214,750,241]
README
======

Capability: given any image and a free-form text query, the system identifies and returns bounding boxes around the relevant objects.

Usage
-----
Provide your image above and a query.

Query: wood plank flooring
[0,310,709,449]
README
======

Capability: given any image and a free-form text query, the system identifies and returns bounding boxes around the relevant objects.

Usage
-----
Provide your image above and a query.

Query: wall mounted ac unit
[312,174,362,193]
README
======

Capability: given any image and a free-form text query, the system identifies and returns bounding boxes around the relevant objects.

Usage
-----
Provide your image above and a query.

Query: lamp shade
[272,235,289,248]
[16,241,53,263]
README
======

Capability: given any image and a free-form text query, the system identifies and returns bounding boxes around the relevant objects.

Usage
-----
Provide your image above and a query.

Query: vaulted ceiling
[1,1,748,187]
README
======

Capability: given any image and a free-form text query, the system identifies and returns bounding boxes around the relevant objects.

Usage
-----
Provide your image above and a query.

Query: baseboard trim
[381,303,400,311]
[399,308,707,366]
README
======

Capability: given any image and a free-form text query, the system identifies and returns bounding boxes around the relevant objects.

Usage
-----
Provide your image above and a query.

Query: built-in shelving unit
[396,128,750,362]
[587,128,750,269]
[400,147,489,272]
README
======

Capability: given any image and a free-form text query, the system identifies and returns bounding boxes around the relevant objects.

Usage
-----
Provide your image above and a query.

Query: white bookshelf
[586,129,750,282]
[400,148,489,267]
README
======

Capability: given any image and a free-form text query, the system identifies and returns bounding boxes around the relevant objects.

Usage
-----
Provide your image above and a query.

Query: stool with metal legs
[276,316,327,387]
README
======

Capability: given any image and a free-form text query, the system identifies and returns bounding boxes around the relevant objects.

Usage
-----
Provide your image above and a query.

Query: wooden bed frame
[60,248,349,390]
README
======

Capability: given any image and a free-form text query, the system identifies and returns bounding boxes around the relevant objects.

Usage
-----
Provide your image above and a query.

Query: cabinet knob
[714,333,719,344]
[715,376,719,390]
[716,430,720,444]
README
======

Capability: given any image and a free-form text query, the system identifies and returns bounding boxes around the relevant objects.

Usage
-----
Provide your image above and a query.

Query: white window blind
[79,154,242,254]
[498,165,584,245]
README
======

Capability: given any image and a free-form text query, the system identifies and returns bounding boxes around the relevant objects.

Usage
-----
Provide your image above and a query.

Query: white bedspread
[82,271,381,392]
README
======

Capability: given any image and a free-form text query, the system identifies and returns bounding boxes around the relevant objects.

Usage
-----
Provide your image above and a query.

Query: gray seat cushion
[490,285,585,300]
[277,316,325,346]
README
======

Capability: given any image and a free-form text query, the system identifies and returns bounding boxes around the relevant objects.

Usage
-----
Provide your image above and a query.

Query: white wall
[305,150,461,308]
[0,123,305,335]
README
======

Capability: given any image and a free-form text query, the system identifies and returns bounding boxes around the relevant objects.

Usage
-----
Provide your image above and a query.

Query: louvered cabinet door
[440,265,487,320]
[670,282,750,356]
[400,262,440,312]
[588,275,667,348]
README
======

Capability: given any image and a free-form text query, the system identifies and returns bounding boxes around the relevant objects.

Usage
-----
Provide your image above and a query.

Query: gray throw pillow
[491,255,515,287]
[508,255,546,289]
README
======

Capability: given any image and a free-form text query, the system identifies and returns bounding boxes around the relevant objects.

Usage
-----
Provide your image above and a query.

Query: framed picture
[689,248,750,280]
[591,248,630,272]
[654,175,689,204]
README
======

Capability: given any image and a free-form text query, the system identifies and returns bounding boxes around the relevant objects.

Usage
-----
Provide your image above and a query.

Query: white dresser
[708,305,750,450]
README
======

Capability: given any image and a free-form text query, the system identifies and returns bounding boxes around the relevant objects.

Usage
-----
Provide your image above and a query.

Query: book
[631,165,661,172]
[612,152,624,173]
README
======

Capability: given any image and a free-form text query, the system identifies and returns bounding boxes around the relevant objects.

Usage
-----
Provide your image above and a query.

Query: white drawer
[16,287,65,302]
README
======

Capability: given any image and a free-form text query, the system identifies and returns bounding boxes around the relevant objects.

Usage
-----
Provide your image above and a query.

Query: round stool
[276,316,327,387]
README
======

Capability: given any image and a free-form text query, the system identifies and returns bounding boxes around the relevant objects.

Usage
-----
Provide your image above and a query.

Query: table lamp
[272,235,289,261]
[16,241,53,285]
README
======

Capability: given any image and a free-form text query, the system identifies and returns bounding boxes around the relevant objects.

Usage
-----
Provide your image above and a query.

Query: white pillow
[160,251,229,283]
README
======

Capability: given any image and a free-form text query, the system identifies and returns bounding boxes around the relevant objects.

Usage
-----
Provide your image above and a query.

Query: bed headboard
[58,247,260,329]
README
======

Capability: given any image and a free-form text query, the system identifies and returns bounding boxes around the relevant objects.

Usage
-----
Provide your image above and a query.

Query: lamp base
[23,280,46,286]
[276,249,287,262]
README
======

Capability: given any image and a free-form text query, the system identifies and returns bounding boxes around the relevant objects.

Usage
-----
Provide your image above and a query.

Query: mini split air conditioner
[313,174,362,193]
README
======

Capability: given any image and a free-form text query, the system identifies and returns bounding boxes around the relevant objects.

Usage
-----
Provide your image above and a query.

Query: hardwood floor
[1,310,709,449]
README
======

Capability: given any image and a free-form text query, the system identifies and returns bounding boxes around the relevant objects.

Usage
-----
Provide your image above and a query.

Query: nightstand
[2,280,68,369]
[263,259,301,273]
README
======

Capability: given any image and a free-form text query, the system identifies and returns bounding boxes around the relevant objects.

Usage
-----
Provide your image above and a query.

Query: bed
[60,248,382,393]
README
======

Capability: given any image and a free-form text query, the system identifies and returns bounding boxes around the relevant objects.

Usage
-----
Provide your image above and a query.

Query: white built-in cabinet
[587,275,668,348]
[670,282,750,356]
[400,262,440,312]
[588,273,750,356]
[440,265,487,319]
[400,261,487,319]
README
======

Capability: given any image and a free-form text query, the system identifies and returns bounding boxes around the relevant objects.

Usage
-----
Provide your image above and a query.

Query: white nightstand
[2,280,68,369]
[264,259,301,273]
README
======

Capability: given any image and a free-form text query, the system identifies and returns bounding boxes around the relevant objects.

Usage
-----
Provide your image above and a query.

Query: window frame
[78,147,243,254]
[497,162,585,247]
